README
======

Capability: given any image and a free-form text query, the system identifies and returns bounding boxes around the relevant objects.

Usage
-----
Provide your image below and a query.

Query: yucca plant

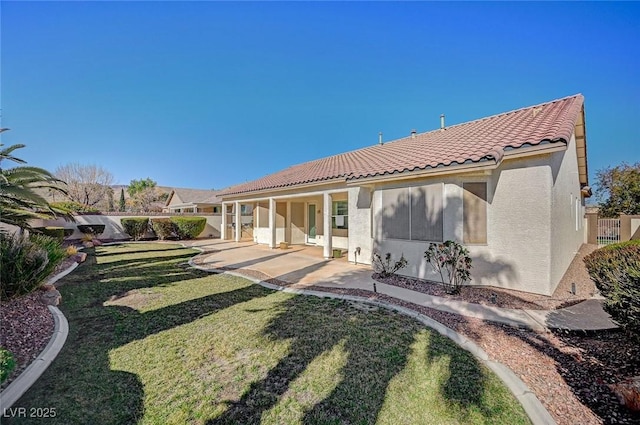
[0,232,66,300]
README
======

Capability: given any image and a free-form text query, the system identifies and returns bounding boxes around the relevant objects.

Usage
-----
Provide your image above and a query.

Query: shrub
[121,217,150,241]
[372,252,408,278]
[424,240,473,295]
[170,216,206,239]
[77,224,106,236]
[31,226,65,241]
[584,241,640,336]
[0,348,16,383]
[30,233,67,277]
[50,201,99,214]
[0,233,65,300]
[66,245,78,256]
[151,218,178,240]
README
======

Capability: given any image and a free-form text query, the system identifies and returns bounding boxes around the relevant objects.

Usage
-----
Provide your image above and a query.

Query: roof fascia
[346,160,499,186]
[574,106,588,186]
[164,190,176,207]
[502,142,567,160]
[220,178,346,201]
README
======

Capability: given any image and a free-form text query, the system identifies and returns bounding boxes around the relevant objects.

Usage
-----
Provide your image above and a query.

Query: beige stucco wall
[369,153,559,295]
[33,214,221,240]
[347,186,373,264]
[549,134,585,291]
[475,155,553,294]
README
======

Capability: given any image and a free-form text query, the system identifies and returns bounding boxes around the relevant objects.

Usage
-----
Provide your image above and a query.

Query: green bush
[0,348,16,383]
[0,233,65,300]
[77,224,106,236]
[121,217,150,241]
[151,218,177,240]
[32,226,66,241]
[30,233,67,279]
[584,241,640,336]
[170,216,206,239]
[50,201,99,213]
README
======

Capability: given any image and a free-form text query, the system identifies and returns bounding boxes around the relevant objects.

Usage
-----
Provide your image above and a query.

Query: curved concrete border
[46,261,78,285]
[0,306,68,410]
[0,257,77,409]
[189,255,556,425]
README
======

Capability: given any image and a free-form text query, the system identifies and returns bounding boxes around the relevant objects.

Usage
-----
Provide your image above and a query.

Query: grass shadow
[9,244,273,425]
[207,296,415,424]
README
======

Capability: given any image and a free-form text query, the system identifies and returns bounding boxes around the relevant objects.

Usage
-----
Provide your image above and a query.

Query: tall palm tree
[0,129,72,230]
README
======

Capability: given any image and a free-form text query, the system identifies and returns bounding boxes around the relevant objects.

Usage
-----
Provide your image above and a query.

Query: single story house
[163,188,224,214]
[219,94,590,295]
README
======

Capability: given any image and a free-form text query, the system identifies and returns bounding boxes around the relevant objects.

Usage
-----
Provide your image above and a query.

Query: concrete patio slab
[186,239,618,333]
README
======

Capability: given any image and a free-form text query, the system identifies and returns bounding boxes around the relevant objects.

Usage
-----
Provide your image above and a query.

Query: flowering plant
[424,240,472,294]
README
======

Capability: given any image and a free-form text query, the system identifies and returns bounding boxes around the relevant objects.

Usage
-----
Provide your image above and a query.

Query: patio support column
[235,201,241,242]
[269,197,277,249]
[285,201,291,243]
[323,192,332,259]
[221,202,227,241]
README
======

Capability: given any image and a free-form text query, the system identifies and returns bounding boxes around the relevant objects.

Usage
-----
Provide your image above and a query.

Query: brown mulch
[0,291,54,391]
[0,253,82,390]
[374,244,601,310]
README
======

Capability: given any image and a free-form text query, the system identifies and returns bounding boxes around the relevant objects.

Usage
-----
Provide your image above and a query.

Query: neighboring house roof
[222,94,585,197]
[165,188,222,207]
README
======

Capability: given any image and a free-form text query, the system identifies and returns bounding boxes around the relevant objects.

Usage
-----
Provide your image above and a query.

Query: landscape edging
[0,258,77,410]
[0,306,68,410]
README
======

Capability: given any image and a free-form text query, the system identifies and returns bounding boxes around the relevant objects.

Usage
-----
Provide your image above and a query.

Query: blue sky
[2,2,638,193]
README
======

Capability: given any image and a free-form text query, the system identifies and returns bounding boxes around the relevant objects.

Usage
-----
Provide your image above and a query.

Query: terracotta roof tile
[222,94,584,196]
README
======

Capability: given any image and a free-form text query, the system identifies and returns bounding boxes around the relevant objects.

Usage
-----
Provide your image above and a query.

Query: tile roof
[167,188,222,205]
[222,94,584,196]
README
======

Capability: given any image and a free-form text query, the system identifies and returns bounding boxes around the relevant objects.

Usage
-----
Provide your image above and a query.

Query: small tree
[55,163,114,209]
[372,252,408,278]
[106,187,115,212]
[424,241,472,295]
[118,188,126,212]
[128,178,160,212]
[595,162,640,217]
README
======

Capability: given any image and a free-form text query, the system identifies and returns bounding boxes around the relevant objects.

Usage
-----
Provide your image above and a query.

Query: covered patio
[189,239,373,288]
[220,188,350,259]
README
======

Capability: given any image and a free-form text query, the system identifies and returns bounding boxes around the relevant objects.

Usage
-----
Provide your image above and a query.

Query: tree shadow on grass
[10,245,273,425]
[208,296,515,425]
[208,296,414,425]
[422,333,494,422]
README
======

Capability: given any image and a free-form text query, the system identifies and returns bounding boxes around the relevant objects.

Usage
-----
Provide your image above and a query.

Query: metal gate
[598,219,620,247]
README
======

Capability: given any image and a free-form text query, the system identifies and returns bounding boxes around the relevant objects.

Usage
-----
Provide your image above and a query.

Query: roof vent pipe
[440,114,445,130]
[378,132,383,145]
[410,129,417,138]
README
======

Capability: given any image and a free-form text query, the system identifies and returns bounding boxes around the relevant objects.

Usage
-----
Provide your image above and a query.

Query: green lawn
[10,243,530,424]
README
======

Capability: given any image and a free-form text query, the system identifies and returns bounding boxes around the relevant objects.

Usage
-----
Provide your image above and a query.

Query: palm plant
[0,130,73,230]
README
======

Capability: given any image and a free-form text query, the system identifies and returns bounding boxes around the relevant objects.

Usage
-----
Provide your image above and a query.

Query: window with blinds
[463,182,487,244]
[381,184,443,241]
